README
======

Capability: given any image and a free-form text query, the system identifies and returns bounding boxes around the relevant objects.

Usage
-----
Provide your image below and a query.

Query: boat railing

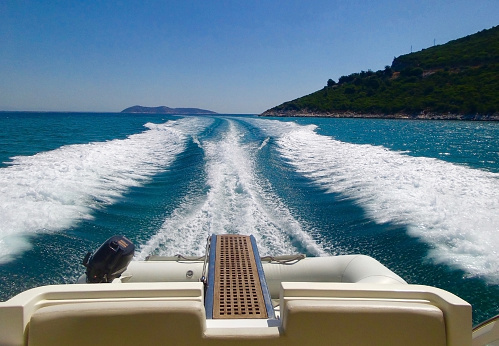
[472,313,499,346]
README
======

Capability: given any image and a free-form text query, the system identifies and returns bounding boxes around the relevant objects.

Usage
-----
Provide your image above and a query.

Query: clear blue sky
[1,1,498,114]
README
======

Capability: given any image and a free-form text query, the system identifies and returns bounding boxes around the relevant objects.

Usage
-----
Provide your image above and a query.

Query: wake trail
[0,117,212,263]
[248,118,499,284]
[137,119,325,259]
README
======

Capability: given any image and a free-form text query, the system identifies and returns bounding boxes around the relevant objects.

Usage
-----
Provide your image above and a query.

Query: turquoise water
[0,112,498,325]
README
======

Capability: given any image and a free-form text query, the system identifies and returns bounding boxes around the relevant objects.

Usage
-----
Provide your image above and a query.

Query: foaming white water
[250,118,499,283]
[258,137,270,150]
[0,117,212,263]
[137,120,325,259]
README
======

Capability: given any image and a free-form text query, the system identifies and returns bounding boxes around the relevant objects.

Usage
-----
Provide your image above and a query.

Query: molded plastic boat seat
[283,300,445,345]
[3,281,473,346]
[0,282,205,346]
[280,282,472,346]
[26,298,457,346]
[28,301,206,346]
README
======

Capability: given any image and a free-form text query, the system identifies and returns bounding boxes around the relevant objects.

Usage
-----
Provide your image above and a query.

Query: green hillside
[262,26,499,120]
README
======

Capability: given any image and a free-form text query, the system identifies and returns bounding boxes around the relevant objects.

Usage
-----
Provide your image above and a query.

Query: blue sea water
[0,112,498,325]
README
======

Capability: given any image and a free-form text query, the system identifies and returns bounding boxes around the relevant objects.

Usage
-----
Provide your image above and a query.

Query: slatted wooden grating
[213,235,268,319]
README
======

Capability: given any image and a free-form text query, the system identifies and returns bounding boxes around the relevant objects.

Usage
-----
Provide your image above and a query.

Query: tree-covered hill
[262,25,499,120]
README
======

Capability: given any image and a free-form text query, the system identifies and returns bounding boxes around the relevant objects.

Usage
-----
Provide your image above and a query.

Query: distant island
[262,25,499,121]
[121,105,217,115]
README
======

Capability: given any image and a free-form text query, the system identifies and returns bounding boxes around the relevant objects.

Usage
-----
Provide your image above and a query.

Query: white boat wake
[0,117,212,263]
[137,120,325,259]
[248,118,499,284]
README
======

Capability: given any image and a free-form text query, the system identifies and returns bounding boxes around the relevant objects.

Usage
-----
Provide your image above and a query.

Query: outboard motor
[82,235,135,283]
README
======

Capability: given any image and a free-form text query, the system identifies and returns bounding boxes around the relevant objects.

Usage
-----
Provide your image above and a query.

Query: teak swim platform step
[205,234,274,319]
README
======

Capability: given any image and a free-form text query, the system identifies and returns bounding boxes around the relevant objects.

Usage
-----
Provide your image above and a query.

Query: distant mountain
[262,25,499,120]
[121,105,217,114]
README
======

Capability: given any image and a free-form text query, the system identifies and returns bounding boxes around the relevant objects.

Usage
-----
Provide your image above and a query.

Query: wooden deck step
[206,234,273,319]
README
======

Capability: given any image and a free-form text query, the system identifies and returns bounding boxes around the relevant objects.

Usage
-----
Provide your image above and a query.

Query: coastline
[260,110,499,121]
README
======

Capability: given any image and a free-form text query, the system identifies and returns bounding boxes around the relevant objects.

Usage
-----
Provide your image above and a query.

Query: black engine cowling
[82,235,135,283]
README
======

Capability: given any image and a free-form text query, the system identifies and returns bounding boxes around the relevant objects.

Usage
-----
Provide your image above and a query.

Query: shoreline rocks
[260,110,499,121]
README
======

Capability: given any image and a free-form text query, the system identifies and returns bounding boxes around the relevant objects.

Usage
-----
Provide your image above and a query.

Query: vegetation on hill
[262,26,499,120]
